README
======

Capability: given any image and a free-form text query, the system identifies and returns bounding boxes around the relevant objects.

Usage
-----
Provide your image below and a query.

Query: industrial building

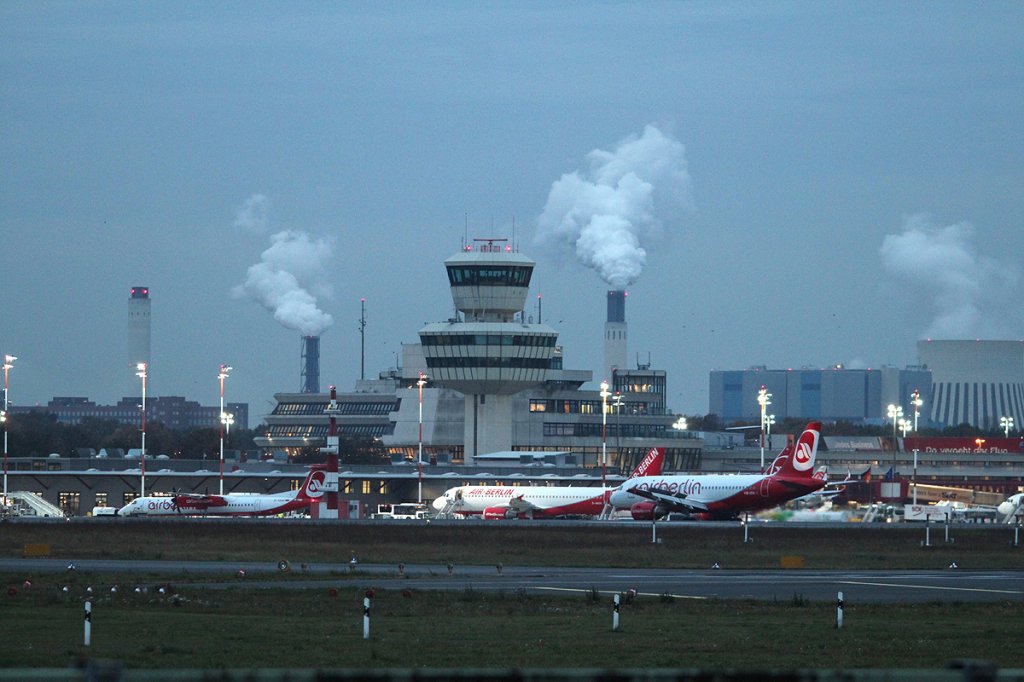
[708,365,932,425]
[918,340,1024,430]
[708,340,1024,431]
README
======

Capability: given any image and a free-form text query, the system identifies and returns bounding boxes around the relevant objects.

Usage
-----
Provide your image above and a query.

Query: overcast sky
[2,2,1022,422]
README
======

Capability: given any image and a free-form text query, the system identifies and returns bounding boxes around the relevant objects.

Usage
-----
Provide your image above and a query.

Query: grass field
[1,520,1021,671]
[1,519,1022,570]
[1,576,1023,669]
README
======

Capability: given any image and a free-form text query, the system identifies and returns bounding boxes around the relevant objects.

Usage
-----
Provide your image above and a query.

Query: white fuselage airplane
[432,447,664,519]
[609,422,827,520]
[118,467,326,517]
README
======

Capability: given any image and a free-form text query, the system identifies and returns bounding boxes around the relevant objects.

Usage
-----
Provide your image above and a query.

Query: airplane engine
[482,507,514,520]
[629,502,667,521]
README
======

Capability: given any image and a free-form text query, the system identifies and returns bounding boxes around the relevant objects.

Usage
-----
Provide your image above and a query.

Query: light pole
[757,386,772,470]
[910,389,923,432]
[417,372,427,505]
[887,403,903,493]
[3,354,15,509]
[1000,416,1014,438]
[600,380,611,489]
[899,417,911,439]
[136,362,147,498]
[764,414,776,453]
[221,412,234,447]
[218,365,232,495]
[611,392,624,472]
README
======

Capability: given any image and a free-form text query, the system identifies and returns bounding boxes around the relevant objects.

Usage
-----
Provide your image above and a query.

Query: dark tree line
[3,412,262,459]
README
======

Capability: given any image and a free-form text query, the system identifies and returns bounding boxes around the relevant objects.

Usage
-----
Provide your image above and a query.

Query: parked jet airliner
[609,422,828,520]
[118,466,326,517]
[432,447,664,519]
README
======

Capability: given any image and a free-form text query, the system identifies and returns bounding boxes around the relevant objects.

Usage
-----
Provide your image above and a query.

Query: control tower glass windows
[447,266,532,287]
[421,334,556,347]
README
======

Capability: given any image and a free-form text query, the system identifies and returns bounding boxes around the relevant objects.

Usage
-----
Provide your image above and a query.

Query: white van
[91,506,118,517]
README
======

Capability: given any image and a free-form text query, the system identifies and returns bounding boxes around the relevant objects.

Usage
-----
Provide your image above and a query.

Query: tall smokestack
[301,335,320,393]
[604,290,627,383]
[128,286,152,391]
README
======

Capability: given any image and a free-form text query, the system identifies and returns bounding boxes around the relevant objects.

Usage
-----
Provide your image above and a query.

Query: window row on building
[420,333,557,347]
[446,265,532,287]
[265,424,392,439]
[272,401,398,416]
[528,399,658,415]
[542,421,669,438]
[425,356,551,369]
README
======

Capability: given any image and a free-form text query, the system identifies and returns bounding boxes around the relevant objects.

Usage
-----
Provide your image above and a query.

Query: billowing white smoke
[233,193,269,233]
[536,124,694,288]
[232,195,335,336]
[879,214,1018,338]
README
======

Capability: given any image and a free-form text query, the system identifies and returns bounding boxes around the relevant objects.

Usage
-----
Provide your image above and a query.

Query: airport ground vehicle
[375,503,430,519]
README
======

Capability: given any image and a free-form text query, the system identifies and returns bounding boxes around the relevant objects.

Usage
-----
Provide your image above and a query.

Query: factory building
[708,365,932,425]
[918,340,1024,430]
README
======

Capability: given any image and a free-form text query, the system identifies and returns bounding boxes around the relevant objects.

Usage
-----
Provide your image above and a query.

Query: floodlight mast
[2,355,16,509]
[218,365,233,495]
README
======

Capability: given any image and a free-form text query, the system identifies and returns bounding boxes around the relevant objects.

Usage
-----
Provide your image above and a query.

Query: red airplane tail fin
[772,422,822,478]
[628,447,664,479]
[763,443,794,475]
[296,465,328,502]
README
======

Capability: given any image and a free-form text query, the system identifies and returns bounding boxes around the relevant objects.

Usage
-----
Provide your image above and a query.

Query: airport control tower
[419,238,558,464]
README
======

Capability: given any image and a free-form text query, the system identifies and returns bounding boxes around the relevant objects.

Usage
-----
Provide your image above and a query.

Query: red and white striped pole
[84,600,92,646]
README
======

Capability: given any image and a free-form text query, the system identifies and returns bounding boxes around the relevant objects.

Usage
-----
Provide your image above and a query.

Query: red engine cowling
[482,507,513,520]
[630,501,665,521]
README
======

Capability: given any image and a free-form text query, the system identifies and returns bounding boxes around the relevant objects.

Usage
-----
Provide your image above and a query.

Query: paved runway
[3,558,1022,603]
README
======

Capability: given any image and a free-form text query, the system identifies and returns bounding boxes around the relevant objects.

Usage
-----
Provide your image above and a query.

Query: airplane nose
[431,496,445,511]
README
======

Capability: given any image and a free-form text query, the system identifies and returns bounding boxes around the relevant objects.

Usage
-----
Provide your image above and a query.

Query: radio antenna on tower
[358,298,367,380]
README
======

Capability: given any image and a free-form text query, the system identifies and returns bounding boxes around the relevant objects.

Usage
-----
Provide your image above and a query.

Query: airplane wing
[172,493,229,511]
[625,486,709,512]
[507,495,541,513]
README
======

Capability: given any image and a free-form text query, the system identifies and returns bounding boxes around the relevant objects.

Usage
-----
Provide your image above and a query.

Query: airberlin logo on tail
[631,448,661,478]
[305,471,327,498]
[793,432,819,472]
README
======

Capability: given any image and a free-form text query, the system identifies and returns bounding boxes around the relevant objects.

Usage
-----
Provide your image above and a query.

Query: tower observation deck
[419,238,558,462]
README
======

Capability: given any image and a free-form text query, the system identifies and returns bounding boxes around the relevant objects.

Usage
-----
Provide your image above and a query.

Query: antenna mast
[359,298,367,380]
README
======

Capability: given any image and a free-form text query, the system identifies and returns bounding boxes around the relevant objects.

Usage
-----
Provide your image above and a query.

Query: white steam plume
[234,229,335,336]
[879,214,1018,339]
[234,193,270,233]
[536,124,694,288]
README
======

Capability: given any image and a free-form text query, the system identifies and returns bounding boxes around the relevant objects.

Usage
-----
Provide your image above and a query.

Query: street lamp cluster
[757,386,774,470]
[218,364,233,496]
[1001,416,1015,438]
